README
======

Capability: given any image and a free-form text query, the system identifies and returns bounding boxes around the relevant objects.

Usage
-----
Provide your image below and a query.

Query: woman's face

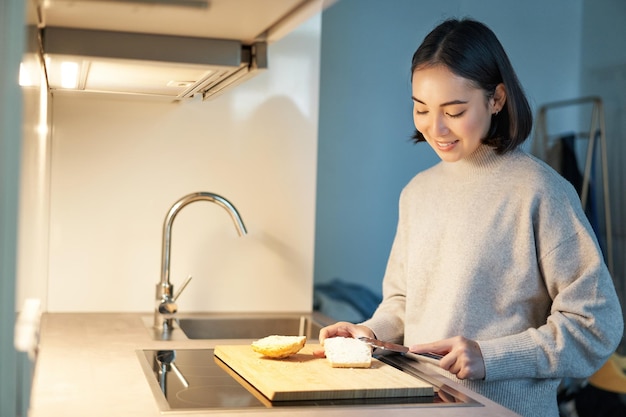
[411,65,501,162]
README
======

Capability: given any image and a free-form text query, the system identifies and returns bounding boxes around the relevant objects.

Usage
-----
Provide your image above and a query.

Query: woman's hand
[410,336,486,380]
[313,321,375,357]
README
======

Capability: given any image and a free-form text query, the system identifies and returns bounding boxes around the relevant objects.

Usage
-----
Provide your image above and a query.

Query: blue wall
[314,0,584,305]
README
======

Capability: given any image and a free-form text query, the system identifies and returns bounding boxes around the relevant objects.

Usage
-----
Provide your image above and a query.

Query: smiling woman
[318,17,623,417]
[314,2,626,326]
[411,65,506,162]
[409,17,531,158]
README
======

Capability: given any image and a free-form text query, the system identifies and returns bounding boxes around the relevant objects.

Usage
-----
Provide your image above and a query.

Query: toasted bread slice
[251,335,307,358]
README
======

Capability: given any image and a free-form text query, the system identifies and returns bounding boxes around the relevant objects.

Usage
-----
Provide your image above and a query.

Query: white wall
[17,55,51,317]
[18,15,322,313]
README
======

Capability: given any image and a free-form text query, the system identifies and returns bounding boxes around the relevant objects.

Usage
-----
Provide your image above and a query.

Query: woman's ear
[492,83,507,114]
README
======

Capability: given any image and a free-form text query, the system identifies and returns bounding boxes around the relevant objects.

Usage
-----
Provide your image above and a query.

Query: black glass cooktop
[139,349,480,412]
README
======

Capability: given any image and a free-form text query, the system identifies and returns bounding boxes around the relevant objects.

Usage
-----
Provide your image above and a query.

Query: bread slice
[251,335,306,358]
[323,337,372,368]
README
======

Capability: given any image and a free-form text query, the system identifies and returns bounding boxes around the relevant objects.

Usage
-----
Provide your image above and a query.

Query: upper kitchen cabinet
[33,0,337,101]
[37,0,336,43]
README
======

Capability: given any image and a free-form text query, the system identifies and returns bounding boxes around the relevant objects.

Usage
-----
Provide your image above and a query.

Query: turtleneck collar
[439,144,514,177]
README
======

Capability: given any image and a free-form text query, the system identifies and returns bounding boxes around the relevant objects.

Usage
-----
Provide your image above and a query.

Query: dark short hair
[410,18,532,154]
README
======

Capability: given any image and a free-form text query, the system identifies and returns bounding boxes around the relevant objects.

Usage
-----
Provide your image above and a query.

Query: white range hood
[35,0,337,101]
[41,26,267,101]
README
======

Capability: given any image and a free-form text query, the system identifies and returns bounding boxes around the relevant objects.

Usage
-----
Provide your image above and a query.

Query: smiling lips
[435,139,459,151]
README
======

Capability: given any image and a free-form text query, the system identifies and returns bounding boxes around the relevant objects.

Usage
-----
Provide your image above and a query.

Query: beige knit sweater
[362,144,623,417]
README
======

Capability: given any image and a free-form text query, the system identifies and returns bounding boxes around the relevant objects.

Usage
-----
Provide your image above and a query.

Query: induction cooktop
[138,348,481,412]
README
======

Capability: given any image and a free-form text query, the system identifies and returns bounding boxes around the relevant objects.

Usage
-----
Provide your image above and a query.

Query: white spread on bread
[323,336,372,368]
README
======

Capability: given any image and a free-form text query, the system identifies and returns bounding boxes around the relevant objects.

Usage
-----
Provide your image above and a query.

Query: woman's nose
[431,113,449,136]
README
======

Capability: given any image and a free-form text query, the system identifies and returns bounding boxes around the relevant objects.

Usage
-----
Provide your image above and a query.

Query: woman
[318,18,623,417]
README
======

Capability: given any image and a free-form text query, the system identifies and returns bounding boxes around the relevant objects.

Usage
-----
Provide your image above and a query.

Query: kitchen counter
[29,313,521,417]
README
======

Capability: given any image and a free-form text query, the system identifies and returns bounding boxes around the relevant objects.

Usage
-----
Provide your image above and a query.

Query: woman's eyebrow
[412,97,469,107]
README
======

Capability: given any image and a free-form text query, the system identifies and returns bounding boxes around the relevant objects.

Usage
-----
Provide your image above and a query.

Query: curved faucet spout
[155,192,247,332]
[160,192,247,289]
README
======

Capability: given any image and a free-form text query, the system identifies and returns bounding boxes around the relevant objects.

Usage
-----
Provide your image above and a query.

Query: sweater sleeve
[479,224,623,381]
[360,190,409,344]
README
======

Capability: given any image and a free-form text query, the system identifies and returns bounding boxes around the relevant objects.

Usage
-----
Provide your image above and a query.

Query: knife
[358,336,443,365]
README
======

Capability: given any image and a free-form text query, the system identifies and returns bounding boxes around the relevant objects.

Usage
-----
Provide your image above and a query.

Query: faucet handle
[173,275,193,302]
[154,275,192,331]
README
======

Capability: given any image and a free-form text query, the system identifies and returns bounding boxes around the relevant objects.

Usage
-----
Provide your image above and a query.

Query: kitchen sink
[144,312,333,341]
[178,314,325,340]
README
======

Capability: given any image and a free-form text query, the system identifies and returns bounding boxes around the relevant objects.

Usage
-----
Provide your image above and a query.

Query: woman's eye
[415,109,428,115]
[447,111,465,118]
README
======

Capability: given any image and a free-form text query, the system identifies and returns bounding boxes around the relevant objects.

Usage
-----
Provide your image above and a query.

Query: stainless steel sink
[178,314,325,340]
[143,312,334,341]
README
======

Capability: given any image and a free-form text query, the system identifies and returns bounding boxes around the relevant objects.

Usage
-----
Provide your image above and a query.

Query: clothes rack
[532,96,614,276]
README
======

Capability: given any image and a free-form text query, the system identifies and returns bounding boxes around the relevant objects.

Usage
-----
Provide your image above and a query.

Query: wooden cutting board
[214,343,433,401]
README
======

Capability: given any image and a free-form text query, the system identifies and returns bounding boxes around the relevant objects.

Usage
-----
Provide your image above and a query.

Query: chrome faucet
[154,192,247,333]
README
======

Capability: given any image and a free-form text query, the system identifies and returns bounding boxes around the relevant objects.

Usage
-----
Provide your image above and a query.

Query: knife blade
[358,337,443,365]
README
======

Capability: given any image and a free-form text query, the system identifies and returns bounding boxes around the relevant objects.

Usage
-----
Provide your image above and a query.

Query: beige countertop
[28,313,521,417]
